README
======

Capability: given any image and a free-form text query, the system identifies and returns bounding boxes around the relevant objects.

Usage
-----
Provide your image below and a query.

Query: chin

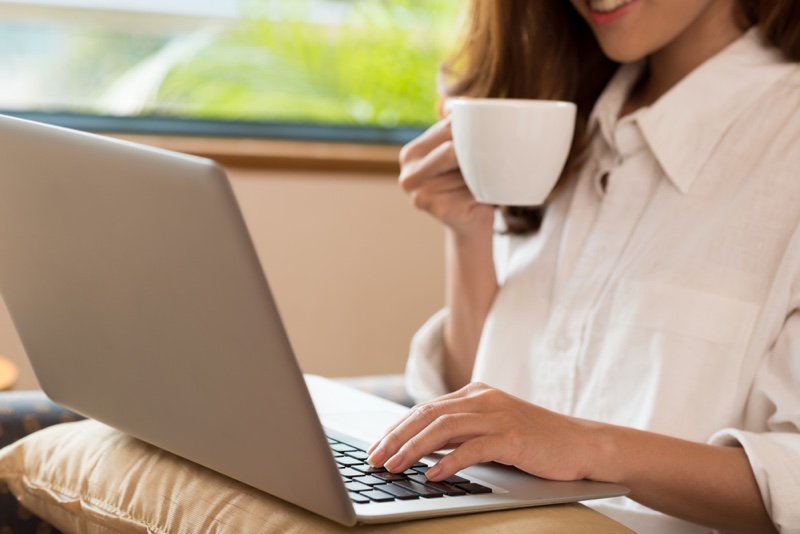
[599,48,648,64]
[594,37,651,64]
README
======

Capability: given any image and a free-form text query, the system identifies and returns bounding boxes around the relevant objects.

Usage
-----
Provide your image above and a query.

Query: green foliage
[154,0,462,127]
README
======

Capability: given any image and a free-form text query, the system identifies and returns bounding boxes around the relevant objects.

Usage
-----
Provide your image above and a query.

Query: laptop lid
[0,114,356,526]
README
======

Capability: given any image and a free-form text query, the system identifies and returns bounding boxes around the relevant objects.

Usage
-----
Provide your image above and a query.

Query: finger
[367,400,450,460]
[424,172,468,195]
[368,396,485,466]
[408,170,466,197]
[408,172,471,213]
[383,413,488,473]
[367,383,487,456]
[400,139,459,193]
[373,384,499,464]
[399,118,452,167]
[425,436,499,482]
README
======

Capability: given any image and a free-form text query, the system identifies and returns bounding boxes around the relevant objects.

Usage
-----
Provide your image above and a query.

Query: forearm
[442,226,498,391]
[591,424,776,533]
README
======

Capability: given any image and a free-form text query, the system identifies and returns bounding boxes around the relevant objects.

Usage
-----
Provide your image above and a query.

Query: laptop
[0,114,628,526]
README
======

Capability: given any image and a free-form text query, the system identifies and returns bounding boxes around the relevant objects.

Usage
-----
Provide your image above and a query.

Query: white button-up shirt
[405,29,800,533]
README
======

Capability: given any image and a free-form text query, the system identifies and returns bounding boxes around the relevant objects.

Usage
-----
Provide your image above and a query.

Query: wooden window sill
[111,134,402,174]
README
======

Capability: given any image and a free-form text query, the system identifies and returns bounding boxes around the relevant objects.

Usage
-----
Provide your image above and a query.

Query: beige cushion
[0,420,631,533]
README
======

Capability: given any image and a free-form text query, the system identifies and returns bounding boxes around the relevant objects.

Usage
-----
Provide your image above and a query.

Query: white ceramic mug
[449,98,577,206]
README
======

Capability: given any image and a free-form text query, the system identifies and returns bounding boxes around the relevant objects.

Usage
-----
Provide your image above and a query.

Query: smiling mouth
[587,0,635,13]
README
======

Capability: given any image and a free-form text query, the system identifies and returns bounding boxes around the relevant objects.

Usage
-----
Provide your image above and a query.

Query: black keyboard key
[346,451,370,461]
[353,464,387,474]
[336,457,363,467]
[456,482,492,494]
[371,472,407,482]
[345,480,374,493]
[407,475,467,496]
[350,494,371,504]
[331,443,358,453]
[351,476,386,487]
[339,468,363,478]
[362,490,395,503]
[413,465,430,475]
[443,474,469,485]
[412,462,428,468]
[376,483,420,500]
[393,479,445,498]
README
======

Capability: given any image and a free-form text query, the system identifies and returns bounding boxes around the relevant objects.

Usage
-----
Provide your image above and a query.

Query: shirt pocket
[589,280,759,440]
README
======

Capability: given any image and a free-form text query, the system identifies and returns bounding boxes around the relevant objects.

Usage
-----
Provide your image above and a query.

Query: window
[1,0,461,141]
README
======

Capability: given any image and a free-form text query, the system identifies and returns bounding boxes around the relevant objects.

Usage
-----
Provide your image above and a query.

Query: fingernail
[367,446,385,466]
[426,464,442,481]
[384,452,404,472]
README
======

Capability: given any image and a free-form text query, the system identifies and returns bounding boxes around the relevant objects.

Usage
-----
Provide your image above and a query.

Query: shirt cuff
[404,308,450,403]
[709,428,800,532]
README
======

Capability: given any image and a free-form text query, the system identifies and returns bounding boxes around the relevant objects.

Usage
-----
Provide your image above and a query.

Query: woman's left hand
[367,382,604,482]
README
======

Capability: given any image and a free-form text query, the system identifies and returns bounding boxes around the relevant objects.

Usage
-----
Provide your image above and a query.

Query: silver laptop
[0,114,628,526]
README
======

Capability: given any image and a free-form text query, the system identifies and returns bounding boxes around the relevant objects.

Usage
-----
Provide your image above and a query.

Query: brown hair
[442,0,800,234]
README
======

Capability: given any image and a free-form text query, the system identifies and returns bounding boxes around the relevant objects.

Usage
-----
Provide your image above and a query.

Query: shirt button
[553,336,572,352]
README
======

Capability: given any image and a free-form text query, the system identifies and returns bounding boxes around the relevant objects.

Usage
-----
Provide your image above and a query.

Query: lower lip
[587,0,637,26]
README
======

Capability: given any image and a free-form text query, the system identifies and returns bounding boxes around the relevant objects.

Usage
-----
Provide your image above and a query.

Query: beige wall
[0,167,445,390]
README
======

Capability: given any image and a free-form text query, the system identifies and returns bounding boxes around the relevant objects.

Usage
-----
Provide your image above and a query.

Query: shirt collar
[588,27,796,194]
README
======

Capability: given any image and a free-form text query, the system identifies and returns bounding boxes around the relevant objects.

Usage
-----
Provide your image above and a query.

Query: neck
[623,1,744,116]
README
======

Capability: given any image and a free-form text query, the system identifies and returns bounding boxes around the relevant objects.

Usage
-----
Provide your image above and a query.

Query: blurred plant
[152,0,462,127]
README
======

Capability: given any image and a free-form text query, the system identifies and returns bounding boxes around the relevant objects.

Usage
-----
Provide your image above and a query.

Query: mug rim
[448,97,576,110]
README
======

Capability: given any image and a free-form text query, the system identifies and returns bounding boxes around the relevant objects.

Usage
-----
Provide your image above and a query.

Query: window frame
[3,110,421,174]
[3,111,424,145]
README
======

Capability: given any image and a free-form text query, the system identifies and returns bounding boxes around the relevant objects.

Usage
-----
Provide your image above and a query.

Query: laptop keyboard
[328,436,492,504]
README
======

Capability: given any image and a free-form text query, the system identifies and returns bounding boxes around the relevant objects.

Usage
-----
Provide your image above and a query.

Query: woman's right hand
[398,118,495,240]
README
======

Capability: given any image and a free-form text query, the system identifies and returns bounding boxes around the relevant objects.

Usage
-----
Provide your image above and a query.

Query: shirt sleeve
[404,307,449,403]
[709,304,800,532]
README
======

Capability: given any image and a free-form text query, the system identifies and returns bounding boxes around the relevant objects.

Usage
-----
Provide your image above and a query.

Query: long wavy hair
[441,1,800,234]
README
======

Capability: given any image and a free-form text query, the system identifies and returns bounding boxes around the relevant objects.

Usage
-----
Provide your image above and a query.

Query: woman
[367,1,800,532]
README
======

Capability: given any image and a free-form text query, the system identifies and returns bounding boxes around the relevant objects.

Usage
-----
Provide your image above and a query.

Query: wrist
[445,203,495,243]
[445,219,493,248]
[445,225,497,293]
[580,420,627,484]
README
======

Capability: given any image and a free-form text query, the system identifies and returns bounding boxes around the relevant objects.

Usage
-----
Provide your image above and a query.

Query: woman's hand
[367,382,601,483]
[368,383,777,533]
[399,118,494,239]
